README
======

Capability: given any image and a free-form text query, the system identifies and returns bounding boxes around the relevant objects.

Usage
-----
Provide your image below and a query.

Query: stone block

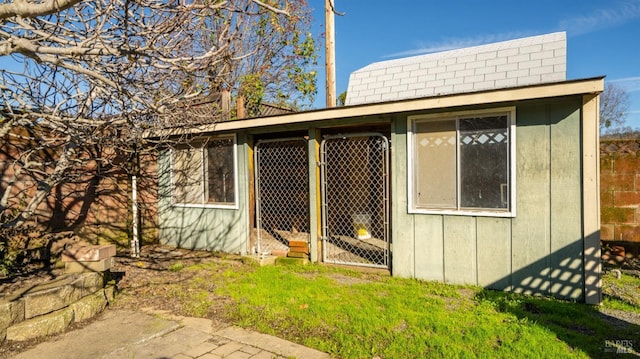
[6,306,74,341]
[71,290,107,322]
[23,278,84,319]
[0,299,25,332]
[62,244,116,262]
[104,284,117,302]
[65,257,113,274]
[80,272,106,296]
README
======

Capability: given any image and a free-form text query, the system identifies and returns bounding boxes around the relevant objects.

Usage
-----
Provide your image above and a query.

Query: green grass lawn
[163,260,639,358]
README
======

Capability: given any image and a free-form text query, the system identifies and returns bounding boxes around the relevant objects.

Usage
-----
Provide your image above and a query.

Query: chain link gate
[254,138,310,255]
[321,133,390,268]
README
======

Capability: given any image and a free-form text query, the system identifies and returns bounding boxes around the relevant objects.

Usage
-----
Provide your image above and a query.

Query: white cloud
[383,1,640,60]
[558,0,640,36]
[382,32,535,59]
[609,77,640,93]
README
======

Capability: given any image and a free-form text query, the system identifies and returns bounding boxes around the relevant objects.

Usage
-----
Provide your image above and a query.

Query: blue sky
[2,1,638,128]
[309,0,640,129]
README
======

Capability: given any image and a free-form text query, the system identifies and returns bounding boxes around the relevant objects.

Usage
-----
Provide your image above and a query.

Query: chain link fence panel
[254,138,310,255]
[321,133,390,268]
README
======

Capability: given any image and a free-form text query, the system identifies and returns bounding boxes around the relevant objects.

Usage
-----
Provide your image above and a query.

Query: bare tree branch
[251,0,289,16]
[0,0,317,232]
[0,0,81,21]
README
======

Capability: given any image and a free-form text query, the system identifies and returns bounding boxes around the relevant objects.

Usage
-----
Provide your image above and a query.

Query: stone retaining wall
[0,271,116,343]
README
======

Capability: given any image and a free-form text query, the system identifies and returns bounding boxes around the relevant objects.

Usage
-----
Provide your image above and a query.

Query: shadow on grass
[475,289,640,357]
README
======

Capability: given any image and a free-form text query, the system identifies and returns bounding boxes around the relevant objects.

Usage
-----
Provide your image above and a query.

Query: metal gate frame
[320,132,390,269]
[254,138,310,255]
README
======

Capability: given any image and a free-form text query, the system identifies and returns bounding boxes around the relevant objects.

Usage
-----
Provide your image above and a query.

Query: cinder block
[497,63,518,72]
[494,78,518,88]
[542,39,565,51]
[477,51,498,61]
[485,72,507,81]
[616,225,640,242]
[601,206,635,224]
[600,224,614,240]
[613,190,640,207]
[65,257,114,274]
[542,55,564,66]
[270,249,288,257]
[530,65,554,76]
[614,156,640,174]
[453,83,474,92]
[415,87,436,97]
[486,57,507,66]
[289,245,309,254]
[386,65,403,74]
[62,245,116,262]
[497,48,519,57]
[288,240,307,247]
[518,59,542,70]
[517,75,542,85]
[519,44,543,54]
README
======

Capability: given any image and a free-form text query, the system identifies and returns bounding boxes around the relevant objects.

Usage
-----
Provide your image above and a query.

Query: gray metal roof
[345,32,566,106]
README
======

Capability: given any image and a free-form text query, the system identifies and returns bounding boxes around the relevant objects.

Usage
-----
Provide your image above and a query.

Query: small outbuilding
[154,32,603,304]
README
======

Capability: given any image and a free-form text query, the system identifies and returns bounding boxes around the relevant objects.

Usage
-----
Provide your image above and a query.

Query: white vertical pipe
[131,174,140,257]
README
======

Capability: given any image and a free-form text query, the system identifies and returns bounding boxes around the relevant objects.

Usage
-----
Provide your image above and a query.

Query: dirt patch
[108,245,238,317]
[0,245,237,359]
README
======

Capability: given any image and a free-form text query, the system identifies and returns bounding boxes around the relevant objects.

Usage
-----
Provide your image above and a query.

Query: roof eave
[146,76,604,138]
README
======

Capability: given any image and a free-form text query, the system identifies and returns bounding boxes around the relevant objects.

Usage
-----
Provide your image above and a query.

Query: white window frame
[170,134,239,209]
[407,107,516,217]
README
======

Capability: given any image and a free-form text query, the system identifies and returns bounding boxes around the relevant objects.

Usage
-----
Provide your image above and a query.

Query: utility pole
[325,0,336,108]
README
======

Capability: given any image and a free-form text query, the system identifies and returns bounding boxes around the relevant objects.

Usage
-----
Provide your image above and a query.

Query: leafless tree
[600,83,630,134]
[0,0,317,238]
[188,0,317,115]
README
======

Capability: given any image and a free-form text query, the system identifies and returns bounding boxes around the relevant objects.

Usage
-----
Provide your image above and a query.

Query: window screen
[206,138,235,204]
[412,111,511,212]
[172,135,237,206]
[173,147,204,204]
[459,115,509,209]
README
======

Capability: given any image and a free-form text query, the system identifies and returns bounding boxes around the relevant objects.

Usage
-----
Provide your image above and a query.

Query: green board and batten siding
[157,133,250,254]
[392,98,587,301]
[153,85,599,302]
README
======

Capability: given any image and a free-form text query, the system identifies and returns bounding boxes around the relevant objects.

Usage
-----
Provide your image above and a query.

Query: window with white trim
[408,108,515,216]
[172,135,237,207]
